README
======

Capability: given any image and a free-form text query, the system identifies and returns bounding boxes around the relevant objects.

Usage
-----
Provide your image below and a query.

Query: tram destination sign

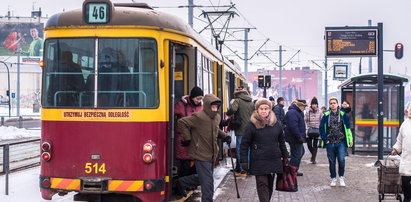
[325,28,377,57]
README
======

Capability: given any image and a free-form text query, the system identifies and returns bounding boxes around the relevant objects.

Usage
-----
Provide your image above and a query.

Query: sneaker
[297,172,303,176]
[330,178,337,187]
[339,176,346,187]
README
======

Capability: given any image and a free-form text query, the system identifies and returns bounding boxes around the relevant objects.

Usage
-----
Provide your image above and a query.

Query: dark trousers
[255,174,275,202]
[178,159,196,177]
[289,142,305,169]
[307,137,319,162]
[179,160,214,202]
[403,176,411,202]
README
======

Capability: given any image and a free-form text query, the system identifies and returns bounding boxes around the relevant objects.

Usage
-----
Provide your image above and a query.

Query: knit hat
[311,97,318,105]
[255,98,272,110]
[269,96,275,101]
[295,99,307,106]
[189,86,204,98]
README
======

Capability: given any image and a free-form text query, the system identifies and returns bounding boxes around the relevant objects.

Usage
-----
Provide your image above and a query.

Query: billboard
[0,23,44,57]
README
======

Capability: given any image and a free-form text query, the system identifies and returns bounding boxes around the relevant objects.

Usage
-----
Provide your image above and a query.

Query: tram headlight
[144,181,154,191]
[142,153,153,163]
[42,152,51,162]
[41,142,51,152]
[143,143,153,153]
[42,178,51,188]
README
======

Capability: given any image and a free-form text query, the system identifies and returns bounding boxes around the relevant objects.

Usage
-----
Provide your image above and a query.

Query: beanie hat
[269,96,275,101]
[189,86,204,99]
[255,98,272,110]
[296,99,307,106]
[311,97,318,105]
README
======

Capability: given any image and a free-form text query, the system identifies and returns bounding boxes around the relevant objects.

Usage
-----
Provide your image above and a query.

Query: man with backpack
[226,89,254,176]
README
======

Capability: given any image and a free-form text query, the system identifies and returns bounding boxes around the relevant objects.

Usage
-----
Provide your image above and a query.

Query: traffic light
[265,75,271,88]
[258,75,265,88]
[395,43,403,59]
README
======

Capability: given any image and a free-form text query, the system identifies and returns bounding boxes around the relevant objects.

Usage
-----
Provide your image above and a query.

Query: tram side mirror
[6,90,9,96]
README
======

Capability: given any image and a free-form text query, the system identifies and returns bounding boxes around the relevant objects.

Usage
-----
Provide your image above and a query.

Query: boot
[311,148,317,164]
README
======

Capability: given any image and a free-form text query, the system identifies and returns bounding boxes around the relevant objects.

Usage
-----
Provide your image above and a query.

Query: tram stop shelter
[338,74,408,154]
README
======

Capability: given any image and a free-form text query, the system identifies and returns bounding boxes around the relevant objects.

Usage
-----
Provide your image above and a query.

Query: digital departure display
[326,30,377,57]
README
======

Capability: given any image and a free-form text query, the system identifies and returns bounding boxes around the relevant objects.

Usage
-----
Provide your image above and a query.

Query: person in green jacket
[226,89,254,176]
[320,97,353,187]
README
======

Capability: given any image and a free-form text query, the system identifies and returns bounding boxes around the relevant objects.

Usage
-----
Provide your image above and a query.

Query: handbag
[275,160,298,192]
[307,127,320,138]
[307,111,320,138]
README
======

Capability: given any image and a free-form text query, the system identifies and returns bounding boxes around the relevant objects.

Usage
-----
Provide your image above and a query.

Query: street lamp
[0,61,11,117]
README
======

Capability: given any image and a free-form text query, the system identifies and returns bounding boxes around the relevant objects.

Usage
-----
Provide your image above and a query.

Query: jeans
[236,136,249,171]
[326,142,346,178]
[289,142,305,169]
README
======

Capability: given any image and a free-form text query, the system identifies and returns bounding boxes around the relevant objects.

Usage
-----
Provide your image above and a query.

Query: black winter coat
[284,104,306,143]
[240,111,289,175]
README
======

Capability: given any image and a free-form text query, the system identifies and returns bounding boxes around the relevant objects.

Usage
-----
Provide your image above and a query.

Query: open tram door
[167,41,196,200]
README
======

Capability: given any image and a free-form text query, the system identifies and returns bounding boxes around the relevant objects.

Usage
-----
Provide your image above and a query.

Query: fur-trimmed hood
[250,110,277,129]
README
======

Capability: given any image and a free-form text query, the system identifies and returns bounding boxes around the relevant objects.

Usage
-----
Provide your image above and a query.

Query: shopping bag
[275,161,298,192]
[223,130,236,150]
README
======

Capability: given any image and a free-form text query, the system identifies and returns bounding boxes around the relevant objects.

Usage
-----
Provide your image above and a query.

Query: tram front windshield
[42,38,159,108]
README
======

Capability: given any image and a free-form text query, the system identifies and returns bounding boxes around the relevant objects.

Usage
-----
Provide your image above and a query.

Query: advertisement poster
[0,23,44,57]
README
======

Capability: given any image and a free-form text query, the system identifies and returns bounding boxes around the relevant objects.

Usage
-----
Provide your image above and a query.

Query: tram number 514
[86,3,109,23]
[85,162,107,174]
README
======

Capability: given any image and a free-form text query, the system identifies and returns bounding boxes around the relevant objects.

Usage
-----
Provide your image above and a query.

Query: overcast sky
[2,0,411,89]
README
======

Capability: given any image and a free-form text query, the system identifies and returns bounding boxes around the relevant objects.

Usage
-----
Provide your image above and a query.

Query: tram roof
[338,73,409,89]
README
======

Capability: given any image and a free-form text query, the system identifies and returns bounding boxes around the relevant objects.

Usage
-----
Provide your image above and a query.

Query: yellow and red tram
[40,0,245,201]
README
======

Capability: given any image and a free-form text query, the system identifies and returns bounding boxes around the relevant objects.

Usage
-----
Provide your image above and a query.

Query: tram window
[97,38,158,108]
[42,38,95,108]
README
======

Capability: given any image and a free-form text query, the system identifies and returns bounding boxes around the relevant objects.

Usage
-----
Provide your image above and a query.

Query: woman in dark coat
[240,98,289,202]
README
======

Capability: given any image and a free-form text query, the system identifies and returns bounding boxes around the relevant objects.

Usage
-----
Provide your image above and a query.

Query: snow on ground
[0,167,74,202]
[0,126,40,141]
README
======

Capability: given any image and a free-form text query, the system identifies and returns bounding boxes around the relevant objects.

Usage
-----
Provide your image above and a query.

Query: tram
[40,0,245,201]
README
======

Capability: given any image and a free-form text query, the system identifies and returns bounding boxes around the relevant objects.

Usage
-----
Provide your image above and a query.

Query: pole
[359,57,362,74]
[0,61,11,117]
[279,45,283,97]
[263,86,267,98]
[377,23,384,160]
[227,145,240,198]
[324,57,328,108]
[244,28,249,82]
[188,0,194,28]
[17,41,21,117]
[368,20,373,73]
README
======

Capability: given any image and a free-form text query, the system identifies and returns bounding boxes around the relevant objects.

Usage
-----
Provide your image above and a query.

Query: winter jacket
[174,96,203,160]
[273,103,286,126]
[393,119,411,176]
[319,110,353,147]
[304,107,323,130]
[284,104,306,143]
[177,94,228,162]
[226,90,254,136]
[240,110,289,175]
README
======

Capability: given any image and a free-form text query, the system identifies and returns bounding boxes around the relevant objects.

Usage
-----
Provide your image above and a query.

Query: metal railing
[0,138,41,195]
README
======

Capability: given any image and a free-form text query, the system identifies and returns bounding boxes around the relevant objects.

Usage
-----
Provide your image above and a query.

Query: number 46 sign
[84,1,111,24]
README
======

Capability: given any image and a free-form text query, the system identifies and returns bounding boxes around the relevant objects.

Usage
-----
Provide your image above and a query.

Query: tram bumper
[40,176,165,193]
